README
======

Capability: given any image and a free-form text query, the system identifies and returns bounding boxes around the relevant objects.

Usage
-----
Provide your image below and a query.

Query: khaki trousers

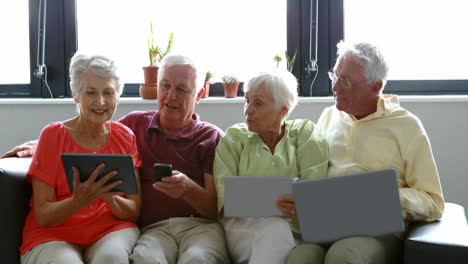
[287,235,403,264]
[130,217,230,264]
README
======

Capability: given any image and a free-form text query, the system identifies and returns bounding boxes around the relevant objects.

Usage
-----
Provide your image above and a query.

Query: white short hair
[69,53,123,98]
[243,70,298,120]
[336,41,389,89]
[158,54,204,93]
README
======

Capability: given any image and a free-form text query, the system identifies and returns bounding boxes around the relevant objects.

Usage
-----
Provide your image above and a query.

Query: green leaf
[146,22,174,66]
[273,54,282,68]
[285,50,297,72]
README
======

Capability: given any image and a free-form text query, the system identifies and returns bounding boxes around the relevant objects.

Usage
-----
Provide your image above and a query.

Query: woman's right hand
[71,163,122,208]
[32,163,123,227]
[277,194,297,219]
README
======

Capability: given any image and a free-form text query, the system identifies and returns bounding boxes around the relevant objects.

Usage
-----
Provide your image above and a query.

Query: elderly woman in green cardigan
[214,70,329,264]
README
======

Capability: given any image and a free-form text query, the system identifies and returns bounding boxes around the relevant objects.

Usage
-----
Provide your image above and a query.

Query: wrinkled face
[244,83,286,134]
[75,73,118,125]
[332,56,375,117]
[157,64,203,128]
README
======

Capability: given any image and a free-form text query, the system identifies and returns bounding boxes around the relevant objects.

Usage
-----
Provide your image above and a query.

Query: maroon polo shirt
[118,111,223,227]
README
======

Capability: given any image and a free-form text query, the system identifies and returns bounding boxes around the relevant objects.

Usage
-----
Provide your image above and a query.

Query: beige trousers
[21,227,139,264]
[287,235,403,264]
[129,217,230,264]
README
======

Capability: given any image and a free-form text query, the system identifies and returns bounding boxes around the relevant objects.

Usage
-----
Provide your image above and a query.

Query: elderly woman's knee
[287,244,326,264]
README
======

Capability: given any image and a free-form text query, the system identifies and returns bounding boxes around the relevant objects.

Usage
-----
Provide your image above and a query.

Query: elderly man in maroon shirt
[120,54,229,263]
[2,54,230,263]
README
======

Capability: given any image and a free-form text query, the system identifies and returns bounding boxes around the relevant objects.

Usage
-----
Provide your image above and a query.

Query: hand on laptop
[276,194,297,219]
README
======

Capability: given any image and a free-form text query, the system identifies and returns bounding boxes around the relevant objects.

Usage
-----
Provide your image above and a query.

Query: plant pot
[139,84,157,99]
[223,82,239,98]
[202,82,210,98]
[140,66,158,99]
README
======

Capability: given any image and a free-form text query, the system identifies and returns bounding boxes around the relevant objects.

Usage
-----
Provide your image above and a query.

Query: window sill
[1,95,468,105]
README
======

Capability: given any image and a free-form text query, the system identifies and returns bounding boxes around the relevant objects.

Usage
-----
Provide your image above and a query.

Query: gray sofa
[2,157,468,263]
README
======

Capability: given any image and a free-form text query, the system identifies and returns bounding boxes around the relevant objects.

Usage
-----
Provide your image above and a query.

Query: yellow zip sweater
[317,94,444,222]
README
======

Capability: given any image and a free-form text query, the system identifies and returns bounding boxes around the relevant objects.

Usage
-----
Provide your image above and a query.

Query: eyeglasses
[328,71,352,89]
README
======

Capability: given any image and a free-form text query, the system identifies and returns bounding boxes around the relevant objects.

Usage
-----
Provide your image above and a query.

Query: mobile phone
[153,163,173,181]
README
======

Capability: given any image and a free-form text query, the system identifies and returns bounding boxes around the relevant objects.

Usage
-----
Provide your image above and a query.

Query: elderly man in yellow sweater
[287,41,444,264]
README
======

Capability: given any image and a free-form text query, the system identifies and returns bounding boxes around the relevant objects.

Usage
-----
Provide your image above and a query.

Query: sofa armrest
[0,157,32,264]
[404,202,468,263]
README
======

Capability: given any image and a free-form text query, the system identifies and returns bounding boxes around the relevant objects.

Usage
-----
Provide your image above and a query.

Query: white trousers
[223,217,296,264]
[21,227,139,264]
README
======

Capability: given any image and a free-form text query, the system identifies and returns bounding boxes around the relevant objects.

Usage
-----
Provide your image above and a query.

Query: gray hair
[243,70,298,120]
[158,54,204,94]
[69,53,123,98]
[336,41,389,89]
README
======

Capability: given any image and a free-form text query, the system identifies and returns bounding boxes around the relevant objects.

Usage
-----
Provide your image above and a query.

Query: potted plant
[140,23,174,99]
[221,75,239,98]
[273,50,297,72]
[273,54,282,68]
[202,71,213,98]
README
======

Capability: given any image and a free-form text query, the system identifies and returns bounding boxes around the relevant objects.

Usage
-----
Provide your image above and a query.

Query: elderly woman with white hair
[214,70,329,263]
[19,53,141,264]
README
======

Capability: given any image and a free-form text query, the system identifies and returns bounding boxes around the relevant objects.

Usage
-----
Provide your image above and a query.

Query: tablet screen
[61,153,138,194]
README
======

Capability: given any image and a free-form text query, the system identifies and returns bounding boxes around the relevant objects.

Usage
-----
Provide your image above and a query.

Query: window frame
[2,0,467,98]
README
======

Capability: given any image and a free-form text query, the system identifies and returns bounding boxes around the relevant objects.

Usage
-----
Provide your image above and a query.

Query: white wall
[1,96,468,214]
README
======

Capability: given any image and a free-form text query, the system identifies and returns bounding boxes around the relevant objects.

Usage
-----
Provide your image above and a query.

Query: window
[77,0,286,83]
[344,0,468,81]
[1,0,467,98]
[0,1,31,96]
[327,0,468,94]
[0,1,30,84]
[76,0,287,96]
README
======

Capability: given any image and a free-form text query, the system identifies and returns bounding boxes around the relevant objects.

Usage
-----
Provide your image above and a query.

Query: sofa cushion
[0,157,32,264]
[404,202,468,263]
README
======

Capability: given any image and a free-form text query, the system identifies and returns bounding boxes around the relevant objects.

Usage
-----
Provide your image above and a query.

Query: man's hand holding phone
[152,163,194,199]
[153,163,173,182]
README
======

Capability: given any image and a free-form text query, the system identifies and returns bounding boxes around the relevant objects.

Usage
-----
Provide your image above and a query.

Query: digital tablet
[61,153,138,194]
[224,176,295,217]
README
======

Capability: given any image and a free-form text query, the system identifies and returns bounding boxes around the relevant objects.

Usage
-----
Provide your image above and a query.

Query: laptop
[293,169,404,244]
[223,176,295,218]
